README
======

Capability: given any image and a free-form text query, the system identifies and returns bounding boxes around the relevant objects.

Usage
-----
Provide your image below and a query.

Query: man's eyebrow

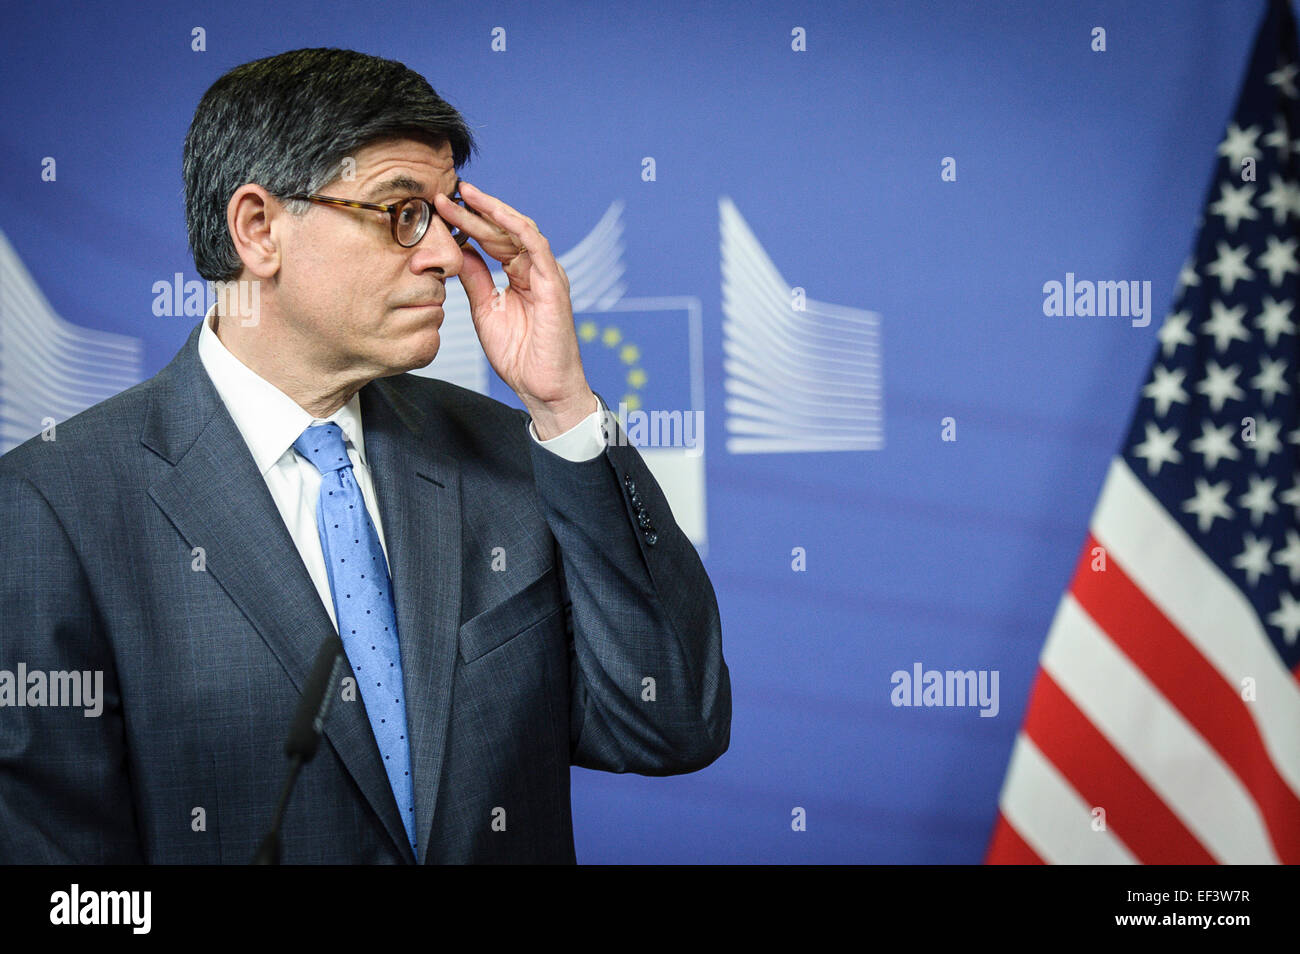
[363,175,460,201]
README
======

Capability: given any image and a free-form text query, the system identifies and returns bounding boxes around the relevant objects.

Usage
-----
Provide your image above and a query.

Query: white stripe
[1043,595,1280,863]
[1091,457,1300,800]
[997,732,1137,864]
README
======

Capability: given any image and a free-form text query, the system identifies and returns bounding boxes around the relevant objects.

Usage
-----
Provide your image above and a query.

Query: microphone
[251,634,346,864]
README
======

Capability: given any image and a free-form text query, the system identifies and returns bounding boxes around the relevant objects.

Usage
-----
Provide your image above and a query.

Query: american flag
[988,0,1300,864]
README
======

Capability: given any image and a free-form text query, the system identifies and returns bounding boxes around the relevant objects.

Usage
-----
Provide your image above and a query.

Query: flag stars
[1238,474,1278,525]
[1267,61,1299,98]
[1264,121,1295,162]
[1280,476,1300,511]
[1182,477,1234,533]
[1176,259,1201,292]
[1258,174,1300,225]
[1245,415,1284,466]
[1267,591,1300,645]
[1205,240,1255,293]
[1253,296,1296,346]
[1158,310,1195,357]
[1209,181,1258,232]
[1256,366,1293,416]
[1232,533,1274,587]
[1217,122,1262,167]
[1202,300,1250,352]
[1272,529,1300,584]
[1189,420,1240,469]
[1132,422,1182,475]
[1195,361,1246,412]
[1256,234,1300,285]
[1142,366,1190,417]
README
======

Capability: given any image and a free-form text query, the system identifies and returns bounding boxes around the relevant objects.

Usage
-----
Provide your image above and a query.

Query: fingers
[447,182,563,285]
[455,242,498,316]
[433,190,494,247]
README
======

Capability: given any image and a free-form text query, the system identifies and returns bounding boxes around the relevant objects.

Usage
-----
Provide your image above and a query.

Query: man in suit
[0,48,730,863]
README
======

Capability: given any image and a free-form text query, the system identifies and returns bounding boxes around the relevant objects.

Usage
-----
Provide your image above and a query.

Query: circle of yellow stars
[577,320,646,410]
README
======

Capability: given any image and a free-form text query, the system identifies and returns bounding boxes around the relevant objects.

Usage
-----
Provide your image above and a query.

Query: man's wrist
[528,392,604,461]
[525,387,599,441]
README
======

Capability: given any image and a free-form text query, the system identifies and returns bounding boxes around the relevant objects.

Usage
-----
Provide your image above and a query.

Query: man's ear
[226,184,282,280]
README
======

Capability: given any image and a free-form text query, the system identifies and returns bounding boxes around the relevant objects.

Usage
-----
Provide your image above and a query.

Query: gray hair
[183,48,477,282]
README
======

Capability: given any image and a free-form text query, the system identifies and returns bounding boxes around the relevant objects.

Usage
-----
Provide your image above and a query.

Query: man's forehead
[359,173,458,201]
[347,139,458,196]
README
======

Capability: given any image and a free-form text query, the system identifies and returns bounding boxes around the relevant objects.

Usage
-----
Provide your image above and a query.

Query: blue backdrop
[0,0,1269,862]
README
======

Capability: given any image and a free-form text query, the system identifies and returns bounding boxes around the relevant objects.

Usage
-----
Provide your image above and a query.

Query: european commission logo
[0,228,143,452]
[719,197,883,453]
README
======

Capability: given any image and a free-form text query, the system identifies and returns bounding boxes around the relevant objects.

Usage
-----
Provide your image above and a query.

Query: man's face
[272,137,464,379]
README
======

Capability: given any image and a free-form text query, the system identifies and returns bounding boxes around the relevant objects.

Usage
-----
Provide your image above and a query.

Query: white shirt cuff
[528,394,605,462]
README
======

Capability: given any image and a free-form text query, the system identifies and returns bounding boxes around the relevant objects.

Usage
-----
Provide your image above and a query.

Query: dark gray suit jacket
[0,321,730,863]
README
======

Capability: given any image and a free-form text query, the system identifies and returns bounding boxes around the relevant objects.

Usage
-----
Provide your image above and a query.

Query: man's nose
[407,219,463,277]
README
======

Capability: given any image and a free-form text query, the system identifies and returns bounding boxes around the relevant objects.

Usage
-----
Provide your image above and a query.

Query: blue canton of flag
[1126,0,1300,672]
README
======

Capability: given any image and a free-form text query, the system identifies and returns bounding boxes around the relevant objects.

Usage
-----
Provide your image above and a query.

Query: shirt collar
[197,304,369,476]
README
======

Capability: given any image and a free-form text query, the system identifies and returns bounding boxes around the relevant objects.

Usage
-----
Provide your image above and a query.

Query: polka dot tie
[293,422,417,856]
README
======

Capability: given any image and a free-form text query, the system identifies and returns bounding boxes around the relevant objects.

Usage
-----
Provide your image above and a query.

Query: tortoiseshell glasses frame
[283,179,470,248]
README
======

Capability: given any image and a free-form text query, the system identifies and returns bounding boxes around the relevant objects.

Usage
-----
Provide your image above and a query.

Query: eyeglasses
[283,181,470,248]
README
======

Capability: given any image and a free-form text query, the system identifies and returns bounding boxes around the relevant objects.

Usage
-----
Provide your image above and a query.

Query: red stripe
[1024,669,1214,863]
[1071,533,1300,864]
[985,808,1044,864]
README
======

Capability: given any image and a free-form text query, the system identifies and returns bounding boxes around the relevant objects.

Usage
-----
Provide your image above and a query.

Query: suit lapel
[361,379,462,865]
[141,323,416,862]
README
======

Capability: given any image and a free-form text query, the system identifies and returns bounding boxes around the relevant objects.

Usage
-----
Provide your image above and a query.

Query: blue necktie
[293,422,417,856]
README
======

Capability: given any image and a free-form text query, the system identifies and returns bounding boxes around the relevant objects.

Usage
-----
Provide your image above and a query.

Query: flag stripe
[985,810,1045,865]
[995,733,1137,864]
[1042,594,1280,863]
[1073,529,1300,863]
[1092,459,1300,796]
[990,1,1300,864]
[1022,668,1215,863]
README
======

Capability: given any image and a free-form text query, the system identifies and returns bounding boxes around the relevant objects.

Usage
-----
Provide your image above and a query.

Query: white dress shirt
[196,305,605,632]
